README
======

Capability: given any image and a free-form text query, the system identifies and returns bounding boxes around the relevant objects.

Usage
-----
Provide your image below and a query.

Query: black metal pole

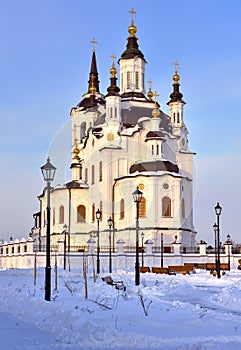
[135,201,140,286]
[109,224,112,273]
[64,231,66,270]
[215,227,217,272]
[217,214,221,279]
[161,233,164,268]
[97,218,100,274]
[45,182,51,301]
[228,244,230,271]
[141,235,144,267]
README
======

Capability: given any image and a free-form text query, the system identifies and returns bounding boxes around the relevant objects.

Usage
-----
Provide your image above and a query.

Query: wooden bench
[184,263,207,269]
[140,266,150,273]
[206,263,229,271]
[101,276,126,291]
[151,267,171,275]
[168,265,195,275]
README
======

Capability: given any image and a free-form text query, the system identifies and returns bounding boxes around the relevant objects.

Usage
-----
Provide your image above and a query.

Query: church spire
[77,38,105,109]
[167,61,185,105]
[88,38,100,94]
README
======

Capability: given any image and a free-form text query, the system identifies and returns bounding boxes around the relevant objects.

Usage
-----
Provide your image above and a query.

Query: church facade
[32,11,197,251]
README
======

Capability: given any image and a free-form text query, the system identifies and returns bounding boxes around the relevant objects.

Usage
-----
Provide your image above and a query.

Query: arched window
[173,112,176,123]
[151,145,154,155]
[156,144,159,155]
[135,71,139,89]
[77,205,86,223]
[139,197,146,218]
[80,122,86,139]
[99,161,102,182]
[120,199,125,220]
[162,197,171,217]
[177,112,180,123]
[52,207,55,226]
[127,71,131,89]
[59,205,64,224]
[92,204,95,223]
[182,199,185,219]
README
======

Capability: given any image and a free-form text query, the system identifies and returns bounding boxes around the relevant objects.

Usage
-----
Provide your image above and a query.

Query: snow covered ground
[1,268,241,349]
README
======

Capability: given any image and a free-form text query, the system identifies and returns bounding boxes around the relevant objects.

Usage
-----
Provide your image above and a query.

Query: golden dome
[173,73,180,84]
[72,146,80,160]
[128,24,137,37]
[152,108,160,119]
[110,66,117,77]
[147,89,153,100]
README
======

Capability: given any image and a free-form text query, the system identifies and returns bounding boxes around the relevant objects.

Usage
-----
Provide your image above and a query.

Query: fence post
[198,240,207,256]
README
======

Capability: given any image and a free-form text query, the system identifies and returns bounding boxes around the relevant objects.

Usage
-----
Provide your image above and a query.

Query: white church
[32,10,197,252]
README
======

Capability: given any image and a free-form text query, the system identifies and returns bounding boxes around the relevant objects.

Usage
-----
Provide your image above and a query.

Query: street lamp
[63,224,67,270]
[141,232,144,267]
[41,157,56,301]
[214,202,222,279]
[107,217,114,273]
[213,223,218,275]
[96,208,101,274]
[132,186,143,286]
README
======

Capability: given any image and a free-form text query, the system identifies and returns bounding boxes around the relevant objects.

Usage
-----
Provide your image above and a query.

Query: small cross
[110,53,116,66]
[173,60,180,74]
[90,38,98,52]
[153,91,159,106]
[129,8,136,24]
[148,79,153,90]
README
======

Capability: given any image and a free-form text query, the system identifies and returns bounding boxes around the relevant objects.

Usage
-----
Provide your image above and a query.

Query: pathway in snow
[0,310,58,350]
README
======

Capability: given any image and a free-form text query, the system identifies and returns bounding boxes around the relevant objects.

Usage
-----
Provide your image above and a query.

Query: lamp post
[96,208,101,274]
[63,224,67,270]
[41,157,56,301]
[213,223,218,274]
[141,232,144,267]
[161,232,164,268]
[227,233,231,271]
[214,202,222,279]
[132,186,143,286]
[107,217,113,273]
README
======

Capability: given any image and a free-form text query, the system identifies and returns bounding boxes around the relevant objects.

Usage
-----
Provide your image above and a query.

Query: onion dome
[147,79,153,101]
[119,8,146,62]
[72,145,80,161]
[106,54,120,97]
[167,61,186,105]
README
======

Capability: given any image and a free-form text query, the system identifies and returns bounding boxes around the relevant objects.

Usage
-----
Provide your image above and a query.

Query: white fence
[0,237,240,272]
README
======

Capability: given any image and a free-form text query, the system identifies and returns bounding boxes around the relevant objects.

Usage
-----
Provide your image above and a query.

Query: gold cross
[90,38,98,52]
[173,60,180,74]
[148,79,153,89]
[129,8,136,24]
[153,91,159,106]
[110,53,116,66]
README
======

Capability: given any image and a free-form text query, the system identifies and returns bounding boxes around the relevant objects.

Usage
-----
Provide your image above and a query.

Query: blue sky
[1,0,241,245]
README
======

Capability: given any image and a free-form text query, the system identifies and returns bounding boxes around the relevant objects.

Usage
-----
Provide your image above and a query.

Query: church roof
[130,160,179,174]
[121,106,170,131]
